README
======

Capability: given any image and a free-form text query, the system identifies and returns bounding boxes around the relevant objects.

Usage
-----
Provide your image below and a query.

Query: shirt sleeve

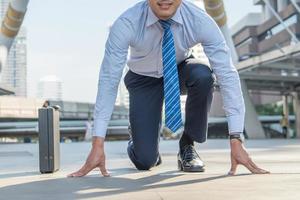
[196,12,245,134]
[93,18,132,138]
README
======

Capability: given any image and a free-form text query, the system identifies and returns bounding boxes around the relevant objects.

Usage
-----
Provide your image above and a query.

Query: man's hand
[67,137,110,177]
[228,139,270,175]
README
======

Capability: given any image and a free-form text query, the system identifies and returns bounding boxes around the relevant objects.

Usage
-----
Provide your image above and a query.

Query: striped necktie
[159,19,183,133]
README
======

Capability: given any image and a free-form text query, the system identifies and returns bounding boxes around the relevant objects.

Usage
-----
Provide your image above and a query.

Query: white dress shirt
[93,0,245,137]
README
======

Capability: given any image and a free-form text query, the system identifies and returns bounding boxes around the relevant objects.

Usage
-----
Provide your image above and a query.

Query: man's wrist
[92,136,105,148]
[229,133,244,143]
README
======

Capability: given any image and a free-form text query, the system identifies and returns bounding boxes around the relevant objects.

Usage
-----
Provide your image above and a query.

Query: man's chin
[157,12,174,20]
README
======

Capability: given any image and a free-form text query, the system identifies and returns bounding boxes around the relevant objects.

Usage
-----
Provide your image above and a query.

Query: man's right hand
[67,137,110,177]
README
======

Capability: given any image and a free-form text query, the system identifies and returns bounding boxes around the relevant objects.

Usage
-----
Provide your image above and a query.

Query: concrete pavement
[0,139,300,200]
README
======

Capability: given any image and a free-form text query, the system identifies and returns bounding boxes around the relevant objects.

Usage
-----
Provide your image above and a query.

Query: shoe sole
[178,160,205,172]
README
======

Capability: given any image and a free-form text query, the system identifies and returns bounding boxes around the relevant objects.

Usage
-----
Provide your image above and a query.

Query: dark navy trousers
[124,57,215,170]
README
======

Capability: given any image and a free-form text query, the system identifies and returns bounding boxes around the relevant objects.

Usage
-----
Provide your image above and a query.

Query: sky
[22,0,261,103]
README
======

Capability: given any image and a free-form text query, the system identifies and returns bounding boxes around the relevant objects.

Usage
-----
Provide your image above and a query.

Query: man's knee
[187,63,215,90]
[134,152,158,170]
[127,144,159,170]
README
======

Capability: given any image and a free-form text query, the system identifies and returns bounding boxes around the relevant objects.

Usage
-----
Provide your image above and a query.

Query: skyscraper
[0,0,27,97]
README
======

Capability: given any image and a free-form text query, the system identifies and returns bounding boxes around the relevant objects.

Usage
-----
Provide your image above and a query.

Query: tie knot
[159,19,172,30]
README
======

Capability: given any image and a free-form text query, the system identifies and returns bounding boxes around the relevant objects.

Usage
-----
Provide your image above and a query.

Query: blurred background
[0,0,299,143]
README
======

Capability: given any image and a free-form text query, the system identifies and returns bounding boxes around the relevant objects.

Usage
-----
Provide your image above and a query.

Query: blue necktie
[160,19,183,133]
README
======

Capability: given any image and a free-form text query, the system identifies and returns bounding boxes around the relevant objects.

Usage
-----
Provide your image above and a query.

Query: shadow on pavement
[0,171,40,179]
[0,170,240,199]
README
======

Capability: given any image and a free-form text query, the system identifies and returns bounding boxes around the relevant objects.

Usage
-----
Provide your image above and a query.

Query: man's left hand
[228,139,270,175]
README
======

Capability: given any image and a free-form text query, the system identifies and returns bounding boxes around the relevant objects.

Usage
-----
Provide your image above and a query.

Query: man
[68,0,269,177]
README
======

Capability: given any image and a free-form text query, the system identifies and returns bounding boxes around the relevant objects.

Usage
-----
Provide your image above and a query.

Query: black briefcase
[38,106,60,173]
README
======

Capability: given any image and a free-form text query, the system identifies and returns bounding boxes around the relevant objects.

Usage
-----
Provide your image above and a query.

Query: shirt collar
[146,4,183,27]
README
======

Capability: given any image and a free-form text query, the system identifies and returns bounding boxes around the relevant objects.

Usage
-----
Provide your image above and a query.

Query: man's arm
[197,13,245,135]
[68,18,132,177]
[197,12,269,175]
[93,18,132,138]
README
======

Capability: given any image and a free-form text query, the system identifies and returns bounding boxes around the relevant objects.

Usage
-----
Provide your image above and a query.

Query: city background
[1,0,261,102]
[1,1,300,199]
[0,0,299,143]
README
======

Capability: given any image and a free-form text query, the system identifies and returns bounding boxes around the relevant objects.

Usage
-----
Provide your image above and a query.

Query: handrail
[290,0,300,15]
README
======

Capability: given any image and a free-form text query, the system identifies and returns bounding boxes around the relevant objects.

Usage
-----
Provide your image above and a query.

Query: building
[0,0,27,97]
[0,0,7,17]
[230,0,300,106]
[37,75,62,101]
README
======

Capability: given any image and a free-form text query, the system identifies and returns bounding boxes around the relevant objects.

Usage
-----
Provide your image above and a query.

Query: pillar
[282,95,290,138]
[292,92,300,138]
[241,80,266,139]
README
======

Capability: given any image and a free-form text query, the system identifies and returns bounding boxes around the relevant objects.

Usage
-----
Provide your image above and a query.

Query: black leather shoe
[177,145,205,172]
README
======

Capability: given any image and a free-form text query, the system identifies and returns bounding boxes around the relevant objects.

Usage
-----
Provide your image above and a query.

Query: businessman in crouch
[68,0,269,177]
